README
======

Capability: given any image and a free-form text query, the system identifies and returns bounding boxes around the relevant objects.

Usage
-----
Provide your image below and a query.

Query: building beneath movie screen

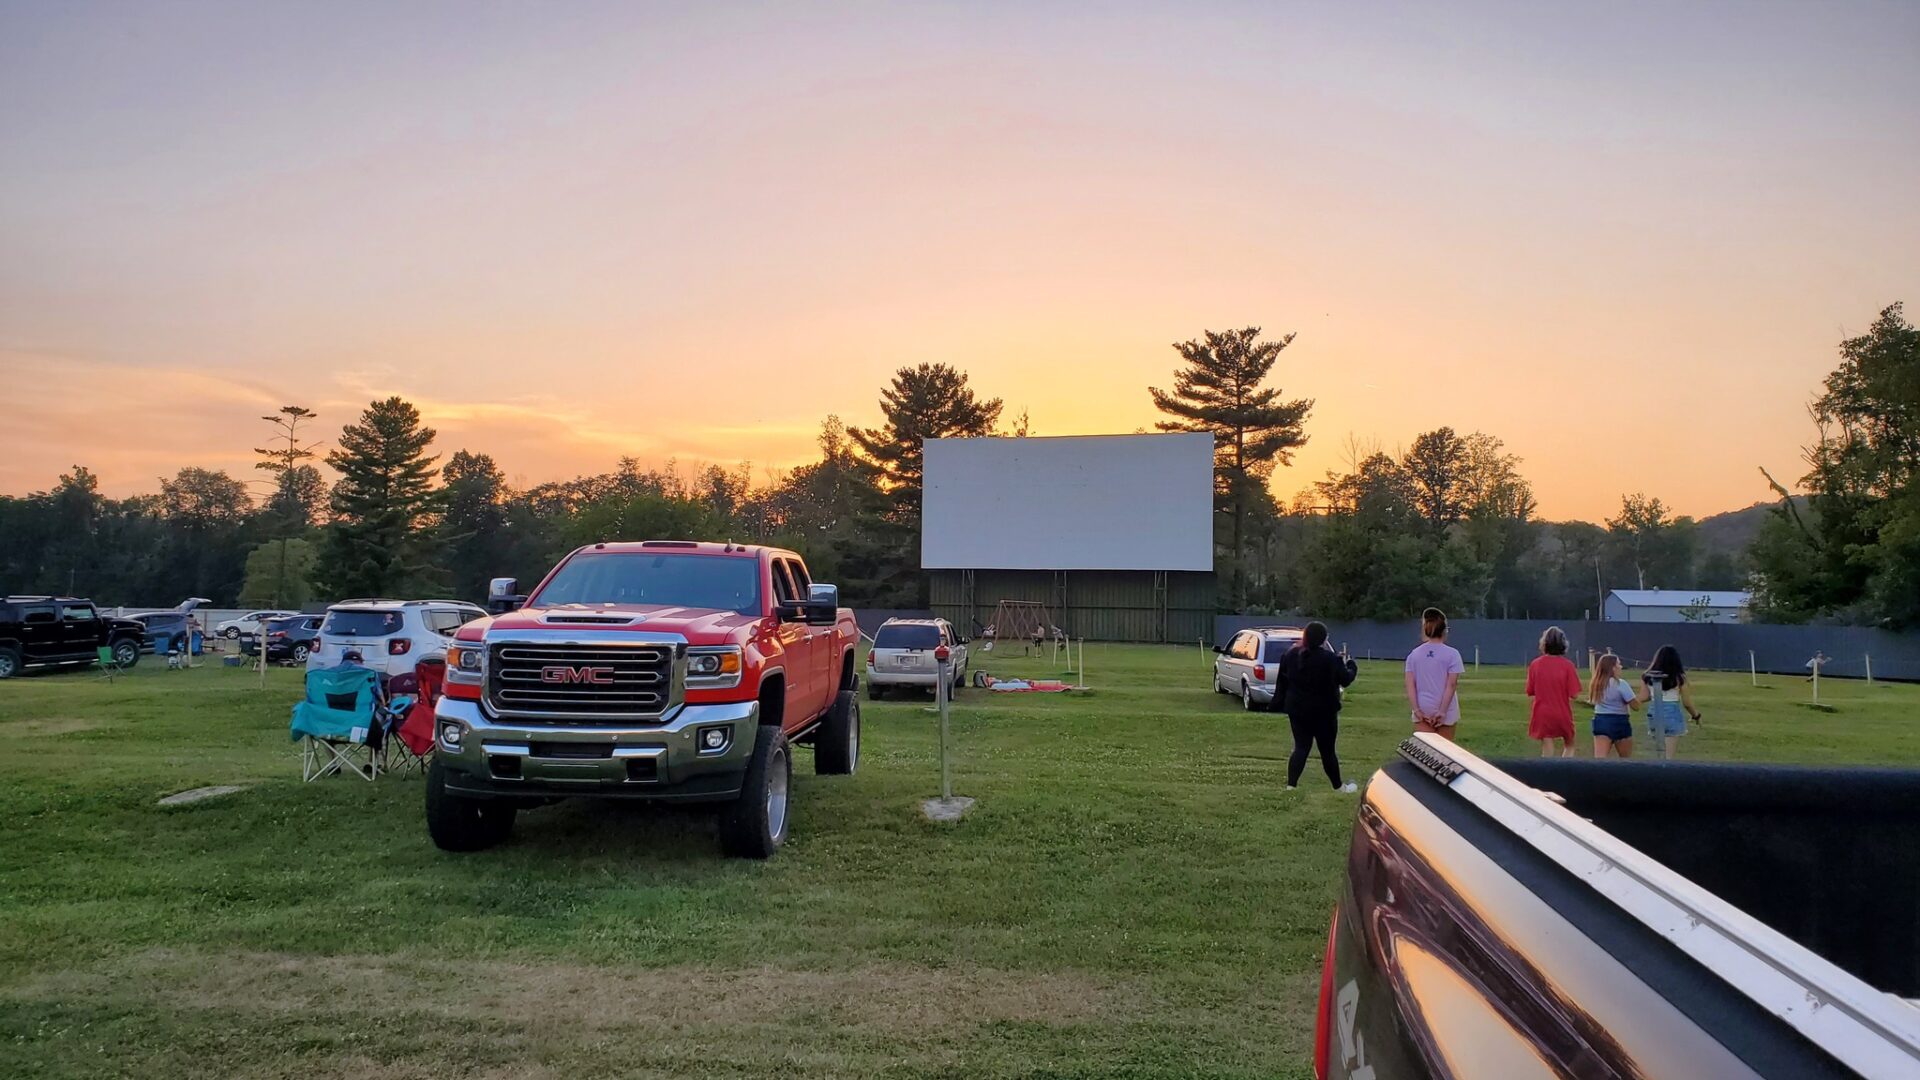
[920,432,1216,643]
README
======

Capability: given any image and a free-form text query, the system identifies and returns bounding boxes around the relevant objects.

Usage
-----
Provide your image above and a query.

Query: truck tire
[426,759,515,852]
[867,680,885,701]
[0,646,19,679]
[719,728,791,858]
[110,638,139,669]
[815,690,860,775]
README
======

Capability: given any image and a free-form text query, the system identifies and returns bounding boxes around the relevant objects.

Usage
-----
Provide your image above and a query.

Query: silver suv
[1212,626,1304,711]
[865,618,967,699]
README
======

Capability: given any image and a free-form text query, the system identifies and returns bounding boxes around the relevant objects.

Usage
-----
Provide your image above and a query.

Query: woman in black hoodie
[1275,621,1360,792]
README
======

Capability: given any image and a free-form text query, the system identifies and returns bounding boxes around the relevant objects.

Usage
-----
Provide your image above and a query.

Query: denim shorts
[1592,712,1633,742]
[1648,700,1688,738]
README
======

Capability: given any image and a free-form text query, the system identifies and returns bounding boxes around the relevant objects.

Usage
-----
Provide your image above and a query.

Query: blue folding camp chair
[292,666,387,781]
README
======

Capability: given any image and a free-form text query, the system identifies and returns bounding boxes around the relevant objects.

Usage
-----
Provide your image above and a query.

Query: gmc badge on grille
[539,665,616,685]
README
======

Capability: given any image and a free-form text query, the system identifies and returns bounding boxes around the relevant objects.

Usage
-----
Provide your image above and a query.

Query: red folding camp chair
[396,656,444,763]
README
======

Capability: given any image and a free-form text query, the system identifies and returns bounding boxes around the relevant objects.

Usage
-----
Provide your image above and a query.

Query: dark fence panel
[1212,615,1920,681]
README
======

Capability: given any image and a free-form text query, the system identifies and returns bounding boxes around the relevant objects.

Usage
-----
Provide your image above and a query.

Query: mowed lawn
[4,644,1920,1079]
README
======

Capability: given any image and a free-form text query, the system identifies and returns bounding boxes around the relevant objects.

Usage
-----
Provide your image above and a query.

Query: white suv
[865,618,968,699]
[215,609,298,639]
[305,599,487,678]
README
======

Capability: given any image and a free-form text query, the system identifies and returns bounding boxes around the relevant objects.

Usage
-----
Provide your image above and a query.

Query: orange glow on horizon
[2,5,1913,521]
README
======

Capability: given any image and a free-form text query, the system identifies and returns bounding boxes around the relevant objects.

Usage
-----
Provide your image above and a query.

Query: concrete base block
[157,785,246,806]
[920,796,976,822]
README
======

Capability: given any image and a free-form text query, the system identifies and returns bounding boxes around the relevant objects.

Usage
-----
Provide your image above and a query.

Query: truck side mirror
[487,577,525,614]
[801,583,839,626]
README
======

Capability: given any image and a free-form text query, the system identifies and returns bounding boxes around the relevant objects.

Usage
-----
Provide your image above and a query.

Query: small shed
[1603,589,1750,624]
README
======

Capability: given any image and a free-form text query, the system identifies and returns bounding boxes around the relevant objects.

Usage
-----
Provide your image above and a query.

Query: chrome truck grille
[486,639,682,723]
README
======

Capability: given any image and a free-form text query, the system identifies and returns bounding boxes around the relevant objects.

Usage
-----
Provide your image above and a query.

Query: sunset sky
[3,2,1916,521]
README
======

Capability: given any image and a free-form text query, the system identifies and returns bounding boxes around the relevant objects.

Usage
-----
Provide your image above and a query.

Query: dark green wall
[929,569,1214,643]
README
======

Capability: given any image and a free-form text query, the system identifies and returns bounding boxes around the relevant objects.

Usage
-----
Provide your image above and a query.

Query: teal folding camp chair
[291,666,385,781]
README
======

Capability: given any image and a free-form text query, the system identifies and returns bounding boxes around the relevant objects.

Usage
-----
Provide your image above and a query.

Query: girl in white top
[1586,653,1641,758]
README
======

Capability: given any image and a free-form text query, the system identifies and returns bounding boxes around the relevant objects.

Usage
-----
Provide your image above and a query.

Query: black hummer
[0,596,145,678]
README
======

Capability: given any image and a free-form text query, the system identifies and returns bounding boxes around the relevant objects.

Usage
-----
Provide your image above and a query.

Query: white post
[1811,656,1821,705]
[1586,648,1597,674]
[937,655,951,800]
[1750,650,1757,687]
[1473,646,1480,672]
[1866,654,1873,685]
[1078,638,1086,690]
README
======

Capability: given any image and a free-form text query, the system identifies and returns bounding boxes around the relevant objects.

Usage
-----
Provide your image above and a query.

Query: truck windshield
[535,553,762,615]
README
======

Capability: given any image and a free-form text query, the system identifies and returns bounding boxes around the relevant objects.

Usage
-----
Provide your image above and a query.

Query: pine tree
[1150,327,1312,607]
[438,450,512,602]
[850,364,1002,605]
[319,397,445,599]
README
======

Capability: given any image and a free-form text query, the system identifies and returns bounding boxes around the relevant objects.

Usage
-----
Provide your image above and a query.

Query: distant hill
[1693,497,1804,558]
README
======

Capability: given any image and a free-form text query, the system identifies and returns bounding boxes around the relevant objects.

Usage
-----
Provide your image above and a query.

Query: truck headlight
[686,646,743,688]
[446,643,484,683]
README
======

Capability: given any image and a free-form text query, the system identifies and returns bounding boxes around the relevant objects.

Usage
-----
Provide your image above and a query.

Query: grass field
[4,644,1919,1079]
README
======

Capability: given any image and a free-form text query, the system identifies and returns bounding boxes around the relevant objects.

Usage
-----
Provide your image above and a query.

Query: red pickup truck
[427,540,862,858]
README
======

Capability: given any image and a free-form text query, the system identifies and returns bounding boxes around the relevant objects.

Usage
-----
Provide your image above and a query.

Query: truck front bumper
[432,696,759,803]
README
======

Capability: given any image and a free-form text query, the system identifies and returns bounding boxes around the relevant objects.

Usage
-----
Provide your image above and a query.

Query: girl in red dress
[1525,626,1581,757]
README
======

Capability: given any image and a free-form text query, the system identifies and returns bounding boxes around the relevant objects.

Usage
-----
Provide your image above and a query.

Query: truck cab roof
[571,540,787,559]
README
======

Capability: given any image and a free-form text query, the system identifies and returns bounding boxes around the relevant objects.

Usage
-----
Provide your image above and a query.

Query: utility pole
[254,406,320,608]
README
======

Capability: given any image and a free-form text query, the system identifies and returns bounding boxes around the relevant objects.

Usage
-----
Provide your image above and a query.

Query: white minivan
[306,599,487,678]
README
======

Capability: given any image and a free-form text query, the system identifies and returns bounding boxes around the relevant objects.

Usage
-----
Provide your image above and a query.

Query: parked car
[0,596,144,678]
[429,540,862,858]
[1211,626,1304,711]
[126,611,195,654]
[1317,735,1920,1078]
[215,609,297,639]
[306,599,487,677]
[865,617,967,699]
[253,614,323,663]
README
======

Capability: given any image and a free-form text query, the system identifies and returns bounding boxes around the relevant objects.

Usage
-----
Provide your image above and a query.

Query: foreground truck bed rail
[1319,735,1920,1079]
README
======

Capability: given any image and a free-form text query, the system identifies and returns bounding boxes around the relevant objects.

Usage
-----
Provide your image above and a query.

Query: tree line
[0,305,1910,627]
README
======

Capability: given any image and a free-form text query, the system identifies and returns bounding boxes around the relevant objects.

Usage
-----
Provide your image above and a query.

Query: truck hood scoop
[539,613,642,625]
